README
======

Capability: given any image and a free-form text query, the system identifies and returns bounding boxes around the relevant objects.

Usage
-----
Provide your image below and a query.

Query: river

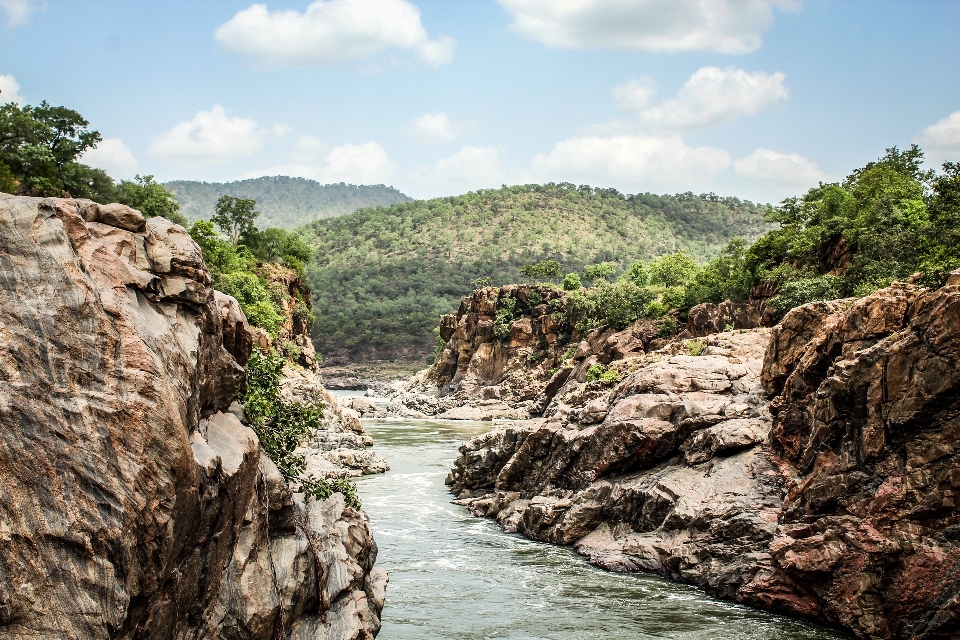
[351,413,849,640]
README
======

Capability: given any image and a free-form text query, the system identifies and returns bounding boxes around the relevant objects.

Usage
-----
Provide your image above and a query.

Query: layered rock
[249,261,322,370]
[447,330,806,612]
[761,282,960,639]
[448,277,960,638]
[0,196,385,639]
[390,284,772,421]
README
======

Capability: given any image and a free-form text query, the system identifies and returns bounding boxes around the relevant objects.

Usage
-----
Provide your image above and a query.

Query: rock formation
[390,285,769,421]
[448,277,960,639]
[0,196,385,639]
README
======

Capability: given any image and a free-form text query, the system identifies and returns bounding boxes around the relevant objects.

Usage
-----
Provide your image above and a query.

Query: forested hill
[165,176,411,229]
[298,183,773,363]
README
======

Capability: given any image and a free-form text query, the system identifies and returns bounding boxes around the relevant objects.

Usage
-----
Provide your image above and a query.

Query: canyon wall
[448,279,960,639]
[0,196,385,639]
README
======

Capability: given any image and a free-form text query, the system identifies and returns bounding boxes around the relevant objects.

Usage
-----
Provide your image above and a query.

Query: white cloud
[1,0,38,28]
[734,148,827,187]
[498,0,798,54]
[531,134,730,192]
[81,138,139,179]
[249,136,396,184]
[408,146,508,194]
[633,66,788,131]
[0,73,24,104]
[916,111,960,166]
[214,0,454,68]
[404,112,477,145]
[149,105,288,167]
[612,77,657,112]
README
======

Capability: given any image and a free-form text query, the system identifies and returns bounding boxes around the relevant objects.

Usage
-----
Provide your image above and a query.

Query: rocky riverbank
[444,279,960,639]
[0,195,386,639]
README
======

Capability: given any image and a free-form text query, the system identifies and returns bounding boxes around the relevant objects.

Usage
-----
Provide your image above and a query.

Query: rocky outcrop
[0,196,385,639]
[448,277,960,638]
[249,262,322,370]
[761,281,960,639]
[389,285,671,420]
[281,367,390,477]
[446,330,805,612]
[686,300,764,337]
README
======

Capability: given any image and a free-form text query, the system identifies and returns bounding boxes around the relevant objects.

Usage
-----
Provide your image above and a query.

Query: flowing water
[348,408,849,640]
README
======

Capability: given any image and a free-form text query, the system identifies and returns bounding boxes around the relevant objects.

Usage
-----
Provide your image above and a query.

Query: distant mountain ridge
[165,176,411,229]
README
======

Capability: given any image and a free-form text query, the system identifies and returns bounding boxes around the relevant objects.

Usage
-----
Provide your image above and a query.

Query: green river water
[349,411,849,640]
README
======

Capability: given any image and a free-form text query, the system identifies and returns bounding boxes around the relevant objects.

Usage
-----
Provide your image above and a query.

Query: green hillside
[165,176,411,229]
[298,183,774,362]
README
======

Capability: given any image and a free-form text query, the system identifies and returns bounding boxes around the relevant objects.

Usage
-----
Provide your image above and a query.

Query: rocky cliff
[389,284,762,420]
[0,195,385,639]
[448,277,960,639]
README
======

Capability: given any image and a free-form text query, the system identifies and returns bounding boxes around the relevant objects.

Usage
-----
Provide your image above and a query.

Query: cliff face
[761,281,960,638]
[448,278,960,639]
[0,196,385,639]
[389,285,766,421]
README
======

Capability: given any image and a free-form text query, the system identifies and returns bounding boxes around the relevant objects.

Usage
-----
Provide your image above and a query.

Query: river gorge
[348,407,847,639]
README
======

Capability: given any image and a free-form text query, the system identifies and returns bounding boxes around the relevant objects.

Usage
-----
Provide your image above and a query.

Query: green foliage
[586,363,620,385]
[685,339,707,356]
[493,295,518,340]
[769,274,842,318]
[583,261,617,283]
[0,161,16,193]
[562,273,582,290]
[115,174,188,226]
[644,300,666,319]
[472,275,493,289]
[658,317,677,338]
[213,195,259,246]
[297,184,771,359]
[188,220,289,336]
[243,349,360,508]
[626,260,648,286]
[568,279,654,330]
[166,177,411,228]
[648,251,698,287]
[919,162,960,285]
[523,259,562,283]
[0,100,115,200]
[293,296,317,331]
[528,289,544,306]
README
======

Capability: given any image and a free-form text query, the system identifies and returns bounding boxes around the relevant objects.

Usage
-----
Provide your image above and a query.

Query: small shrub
[586,363,620,385]
[293,297,317,331]
[723,323,734,332]
[685,339,707,356]
[472,275,493,289]
[493,295,518,340]
[243,349,360,508]
[562,273,582,290]
[658,317,677,338]
[528,289,544,306]
[644,300,666,319]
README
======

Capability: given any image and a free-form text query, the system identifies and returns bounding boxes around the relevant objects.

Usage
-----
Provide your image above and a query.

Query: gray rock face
[0,196,384,639]
[448,330,823,618]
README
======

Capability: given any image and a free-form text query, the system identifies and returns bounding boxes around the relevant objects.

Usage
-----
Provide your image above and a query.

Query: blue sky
[2,0,959,202]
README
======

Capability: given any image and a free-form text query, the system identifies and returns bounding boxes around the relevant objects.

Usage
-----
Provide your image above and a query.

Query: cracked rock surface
[0,195,385,639]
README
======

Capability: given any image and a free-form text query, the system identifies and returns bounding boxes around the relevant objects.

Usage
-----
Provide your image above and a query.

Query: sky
[1,0,959,203]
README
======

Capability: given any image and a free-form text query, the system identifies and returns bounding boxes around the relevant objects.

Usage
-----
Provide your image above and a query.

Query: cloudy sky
[2,0,958,202]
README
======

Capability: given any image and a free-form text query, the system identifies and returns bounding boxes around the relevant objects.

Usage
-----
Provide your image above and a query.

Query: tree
[525,259,562,283]
[583,261,617,284]
[626,260,647,287]
[562,273,582,291]
[0,101,103,197]
[116,175,187,226]
[648,251,698,287]
[213,195,259,246]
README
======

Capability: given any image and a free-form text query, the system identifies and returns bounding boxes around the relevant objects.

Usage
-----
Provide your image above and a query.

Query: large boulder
[0,196,385,639]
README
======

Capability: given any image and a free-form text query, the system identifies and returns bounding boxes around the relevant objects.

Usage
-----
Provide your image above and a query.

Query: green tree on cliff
[213,195,259,246]
[0,101,113,200]
[115,174,188,226]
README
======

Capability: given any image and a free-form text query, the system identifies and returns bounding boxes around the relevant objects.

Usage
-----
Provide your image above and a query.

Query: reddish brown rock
[686,300,764,337]
[0,195,385,640]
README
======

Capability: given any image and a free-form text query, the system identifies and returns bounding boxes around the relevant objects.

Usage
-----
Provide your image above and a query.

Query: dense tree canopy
[296,183,773,361]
